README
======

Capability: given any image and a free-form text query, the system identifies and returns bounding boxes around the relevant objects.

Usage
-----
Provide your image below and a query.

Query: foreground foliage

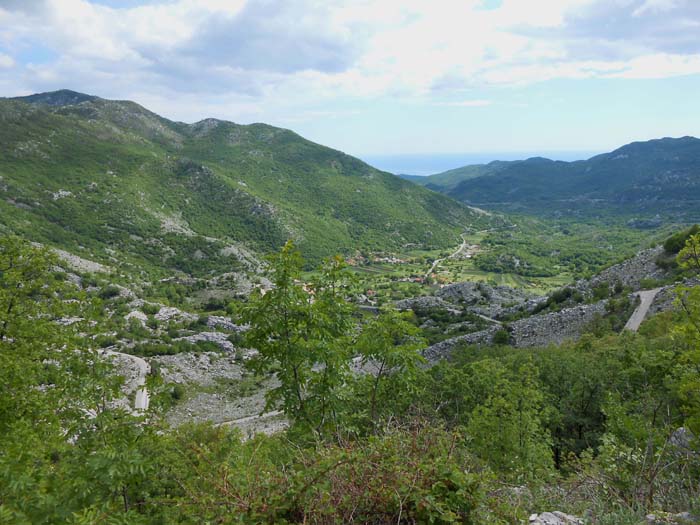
[1,237,699,523]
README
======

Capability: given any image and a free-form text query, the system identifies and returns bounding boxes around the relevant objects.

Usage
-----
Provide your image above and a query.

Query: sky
[1,0,700,162]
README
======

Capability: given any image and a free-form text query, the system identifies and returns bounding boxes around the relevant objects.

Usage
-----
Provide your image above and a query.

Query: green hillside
[442,137,700,219]
[0,90,491,276]
[399,160,513,191]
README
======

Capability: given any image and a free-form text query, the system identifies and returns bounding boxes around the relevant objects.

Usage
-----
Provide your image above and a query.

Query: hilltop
[0,90,493,277]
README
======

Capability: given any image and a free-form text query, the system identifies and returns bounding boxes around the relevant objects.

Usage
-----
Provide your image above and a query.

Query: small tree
[677,233,700,272]
[466,360,554,480]
[240,241,354,438]
[352,310,426,431]
[0,237,147,520]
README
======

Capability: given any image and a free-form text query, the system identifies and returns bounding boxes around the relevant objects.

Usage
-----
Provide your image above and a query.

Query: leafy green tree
[674,285,700,435]
[0,237,154,522]
[351,310,426,431]
[240,241,355,438]
[466,360,554,480]
[677,233,700,272]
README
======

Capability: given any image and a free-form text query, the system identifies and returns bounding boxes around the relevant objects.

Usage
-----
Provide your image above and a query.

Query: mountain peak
[12,89,98,107]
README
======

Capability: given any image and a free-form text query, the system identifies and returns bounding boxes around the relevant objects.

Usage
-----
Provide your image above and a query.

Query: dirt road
[624,288,662,332]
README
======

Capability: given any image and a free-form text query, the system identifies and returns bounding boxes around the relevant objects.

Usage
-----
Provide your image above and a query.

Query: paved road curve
[624,288,663,332]
[425,236,469,278]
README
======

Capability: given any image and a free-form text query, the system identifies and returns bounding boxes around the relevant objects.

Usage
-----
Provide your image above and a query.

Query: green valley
[2,91,700,525]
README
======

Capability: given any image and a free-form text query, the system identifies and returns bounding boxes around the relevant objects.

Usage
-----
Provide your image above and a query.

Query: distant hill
[0,90,493,277]
[405,137,700,219]
[399,161,513,191]
[13,89,99,107]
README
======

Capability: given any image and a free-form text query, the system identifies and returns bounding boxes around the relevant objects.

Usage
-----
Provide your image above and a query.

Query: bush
[142,303,160,315]
[170,384,186,401]
[227,332,243,346]
[493,328,511,345]
[202,297,226,312]
[663,224,700,254]
[290,426,486,524]
[98,285,121,299]
[95,335,117,348]
[592,281,610,300]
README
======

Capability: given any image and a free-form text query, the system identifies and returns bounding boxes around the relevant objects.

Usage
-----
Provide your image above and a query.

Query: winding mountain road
[624,288,662,332]
[425,236,470,278]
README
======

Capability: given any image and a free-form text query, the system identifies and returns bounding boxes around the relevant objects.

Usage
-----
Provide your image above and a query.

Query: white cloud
[633,0,682,17]
[0,0,698,122]
[440,100,492,107]
[605,53,700,79]
[0,53,14,68]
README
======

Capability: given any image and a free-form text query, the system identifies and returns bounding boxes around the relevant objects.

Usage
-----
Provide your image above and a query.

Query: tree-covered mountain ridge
[404,136,700,219]
[0,89,494,277]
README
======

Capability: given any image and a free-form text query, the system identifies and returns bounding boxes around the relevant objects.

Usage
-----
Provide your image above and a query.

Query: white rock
[206,315,244,332]
[155,306,198,323]
[176,331,234,352]
[52,189,73,200]
[529,511,583,525]
[125,310,148,325]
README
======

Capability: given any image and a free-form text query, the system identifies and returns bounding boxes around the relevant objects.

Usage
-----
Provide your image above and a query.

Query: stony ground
[151,352,286,435]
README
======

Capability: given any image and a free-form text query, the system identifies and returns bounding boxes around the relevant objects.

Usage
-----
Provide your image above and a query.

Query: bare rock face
[583,246,666,292]
[176,331,234,352]
[395,295,460,314]
[422,326,500,362]
[422,300,607,362]
[125,310,148,326]
[509,300,608,348]
[155,306,198,323]
[206,315,245,332]
[646,511,699,524]
[649,277,700,316]
[436,280,539,318]
[529,511,583,525]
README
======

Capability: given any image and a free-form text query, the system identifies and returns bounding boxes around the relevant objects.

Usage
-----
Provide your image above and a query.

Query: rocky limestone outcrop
[648,277,700,316]
[125,310,148,326]
[437,281,539,318]
[398,280,542,321]
[206,315,245,332]
[583,246,666,292]
[423,326,500,362]
[151,352,282,431]
[395,295,461,314]
[152,352,242,386]
[155,306,198,323]
[646,511,699,524]
[528,512,582,525]
[175,331,234,352]
[423,300,607,362]
[510,300,607,348]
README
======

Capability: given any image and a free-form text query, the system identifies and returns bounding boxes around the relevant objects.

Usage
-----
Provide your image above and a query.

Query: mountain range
[402,137,700,220]
[0,90,492,276]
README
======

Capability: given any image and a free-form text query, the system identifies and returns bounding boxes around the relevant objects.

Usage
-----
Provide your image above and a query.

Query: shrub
[142,303,160,315]
[493,328,511,345]
[663,224,700,254]
[98,285,121,299]
[170,384,186,401]
[592,281,610,300]
[95,335,117,348]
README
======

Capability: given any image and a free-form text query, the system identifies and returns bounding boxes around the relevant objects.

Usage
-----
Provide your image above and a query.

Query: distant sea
[358,151,602,176]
